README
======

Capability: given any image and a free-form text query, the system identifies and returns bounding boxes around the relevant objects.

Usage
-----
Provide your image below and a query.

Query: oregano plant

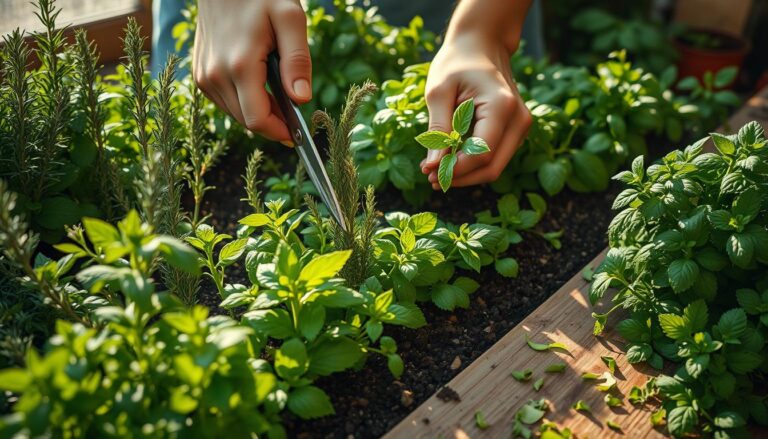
[415,98,490,192]
[590,121,768,437]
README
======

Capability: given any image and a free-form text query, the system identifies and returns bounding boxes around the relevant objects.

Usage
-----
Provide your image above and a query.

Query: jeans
[151,0,545,77]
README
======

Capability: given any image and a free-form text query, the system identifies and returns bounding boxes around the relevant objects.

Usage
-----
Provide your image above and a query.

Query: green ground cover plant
[354,50,734,206]
[590,122,768,437]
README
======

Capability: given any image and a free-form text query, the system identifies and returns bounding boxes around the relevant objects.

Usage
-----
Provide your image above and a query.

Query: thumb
[273,5,312,103]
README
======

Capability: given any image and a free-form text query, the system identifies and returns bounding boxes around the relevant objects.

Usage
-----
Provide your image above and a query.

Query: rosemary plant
[185,83,227,228]
[311,81,379,285]
[73,29,129,220]
[241,149,264,213]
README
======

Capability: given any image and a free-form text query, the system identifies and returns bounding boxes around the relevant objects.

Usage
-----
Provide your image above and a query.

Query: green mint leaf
[287,385,335,419]
[658,314,690,340]
[452,98,474,135]
[495,257,519,278]
[533,377,544,391]
[461,137,490,155]
[475,411,490,429]
[606,420,622,431]
[299,250,352,285]
[517,400,547,424]
[387,354,404,378]
[538,159,569,196]
[604,394,622,407]
[600,356,617,374]
[545,362,566,373]
[438,153,458,192]
[572,400,591,413]
[511,369,533,381]
[525,334,570,353]
[667,406,698,436]
[710,132,736,155]
[415,130,452,150]
[667,258,699,293]
[595,371,617,392]
[581,372,600,380]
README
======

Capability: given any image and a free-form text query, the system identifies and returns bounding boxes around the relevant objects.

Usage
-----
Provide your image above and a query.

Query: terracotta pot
[674,27,750,88]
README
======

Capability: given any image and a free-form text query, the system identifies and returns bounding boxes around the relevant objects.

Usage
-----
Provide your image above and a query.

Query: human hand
[193,0,311,143]
[420,33,531,190]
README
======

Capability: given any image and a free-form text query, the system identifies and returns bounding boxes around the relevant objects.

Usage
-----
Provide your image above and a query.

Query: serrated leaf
[438,153,458,192]
[668,258,699,293]
[415,130,452,150]
[452,98,474,135]
[461,137,490,155]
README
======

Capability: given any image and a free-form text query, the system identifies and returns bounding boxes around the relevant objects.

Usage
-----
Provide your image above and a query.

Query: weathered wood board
[385,87,768,439]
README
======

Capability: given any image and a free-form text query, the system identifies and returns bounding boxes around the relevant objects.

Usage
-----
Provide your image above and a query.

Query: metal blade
[265,51,348,232]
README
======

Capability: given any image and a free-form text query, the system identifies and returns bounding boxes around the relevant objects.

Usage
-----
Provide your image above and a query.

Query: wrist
[443,0,528,55]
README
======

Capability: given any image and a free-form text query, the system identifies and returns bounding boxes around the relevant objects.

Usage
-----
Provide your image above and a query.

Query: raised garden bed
[383,86,768,439]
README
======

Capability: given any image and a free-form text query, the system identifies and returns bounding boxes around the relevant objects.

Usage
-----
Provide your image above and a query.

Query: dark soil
[194,143,618,439]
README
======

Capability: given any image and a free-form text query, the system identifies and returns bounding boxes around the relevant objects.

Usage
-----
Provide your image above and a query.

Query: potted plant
[674,27,750,88]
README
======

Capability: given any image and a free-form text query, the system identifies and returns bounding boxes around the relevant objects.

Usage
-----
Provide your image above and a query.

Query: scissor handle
[266,51,305,146]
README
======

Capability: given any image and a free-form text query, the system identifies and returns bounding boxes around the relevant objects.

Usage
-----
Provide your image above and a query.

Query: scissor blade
[265,51,348,232]
[295,140,348,232]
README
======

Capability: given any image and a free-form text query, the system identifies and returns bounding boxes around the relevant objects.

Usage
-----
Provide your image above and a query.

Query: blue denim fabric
[151,0,545,77]
[151,0,189,77]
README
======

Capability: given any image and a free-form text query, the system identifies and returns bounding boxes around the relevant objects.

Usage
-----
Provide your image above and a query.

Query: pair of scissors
[266,52,348,232]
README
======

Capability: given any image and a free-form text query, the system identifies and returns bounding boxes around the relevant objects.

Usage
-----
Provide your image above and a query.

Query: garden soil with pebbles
[192,145,618,438]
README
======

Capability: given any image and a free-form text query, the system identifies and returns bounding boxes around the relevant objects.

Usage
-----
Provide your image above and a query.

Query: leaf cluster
[591,122,768,437]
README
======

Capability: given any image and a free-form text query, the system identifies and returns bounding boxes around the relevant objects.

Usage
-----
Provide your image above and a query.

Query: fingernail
[280,140,295,148]
[426,150,440,163]
[293,79,311,100]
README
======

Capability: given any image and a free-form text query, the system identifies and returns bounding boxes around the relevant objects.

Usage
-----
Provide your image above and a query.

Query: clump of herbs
[311,81,379,286]
[591,121,768,437]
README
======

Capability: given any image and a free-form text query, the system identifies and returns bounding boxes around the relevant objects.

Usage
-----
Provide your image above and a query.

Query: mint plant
[415,98,490,192]
[590,122,768,437]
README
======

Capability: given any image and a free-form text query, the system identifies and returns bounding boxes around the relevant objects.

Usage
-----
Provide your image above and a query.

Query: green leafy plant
[415,98,490,192]
[570,8,680,74]
[0,205,291,437]
[590,122,768,437]
[303,0,435,115]
[676,66,742,133]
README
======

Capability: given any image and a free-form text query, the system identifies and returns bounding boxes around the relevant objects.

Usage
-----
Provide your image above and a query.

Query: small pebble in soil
[436,386,462,403]
[450,355,462,370]
[401,390,414,407]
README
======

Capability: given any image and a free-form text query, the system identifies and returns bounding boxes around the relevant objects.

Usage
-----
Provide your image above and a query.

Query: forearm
[444,0,532,54]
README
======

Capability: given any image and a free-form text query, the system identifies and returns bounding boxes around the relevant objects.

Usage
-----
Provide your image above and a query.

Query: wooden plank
[674,0,753,36]
[0,0,151,66]
[385,86,768,439]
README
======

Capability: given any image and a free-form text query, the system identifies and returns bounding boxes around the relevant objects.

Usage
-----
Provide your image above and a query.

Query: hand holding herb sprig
[415,99,490,191]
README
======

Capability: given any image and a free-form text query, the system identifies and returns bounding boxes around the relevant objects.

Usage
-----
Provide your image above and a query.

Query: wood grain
[385,86,768,439]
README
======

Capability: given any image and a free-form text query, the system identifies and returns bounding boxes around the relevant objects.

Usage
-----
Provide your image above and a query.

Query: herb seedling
[415,98,490,192]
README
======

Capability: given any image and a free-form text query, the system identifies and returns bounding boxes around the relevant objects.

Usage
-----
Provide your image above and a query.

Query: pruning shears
[266,51,347,232]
